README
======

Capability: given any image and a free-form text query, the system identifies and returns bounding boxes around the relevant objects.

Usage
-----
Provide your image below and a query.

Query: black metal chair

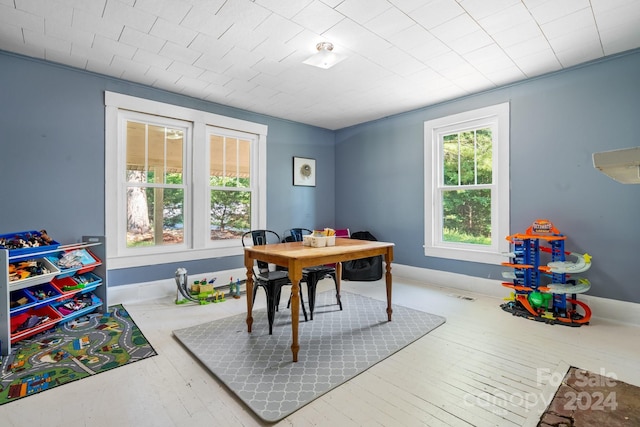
[282,228,343,320]
[241,230,307,334]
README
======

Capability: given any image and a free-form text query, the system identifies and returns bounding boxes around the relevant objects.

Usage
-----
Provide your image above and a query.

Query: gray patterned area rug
[173,290,446,422]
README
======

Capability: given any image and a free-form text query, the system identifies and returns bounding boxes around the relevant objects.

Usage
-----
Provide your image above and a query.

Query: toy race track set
[501,219,593,326]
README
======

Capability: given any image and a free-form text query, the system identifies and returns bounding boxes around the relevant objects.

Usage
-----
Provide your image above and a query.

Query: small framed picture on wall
[293,156,316,187]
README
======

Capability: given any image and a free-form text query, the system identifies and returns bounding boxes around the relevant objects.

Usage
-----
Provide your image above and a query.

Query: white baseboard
[108,264,640,326]
[392,264,640,326]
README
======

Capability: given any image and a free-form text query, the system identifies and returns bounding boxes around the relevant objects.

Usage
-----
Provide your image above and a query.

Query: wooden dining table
[244,237,395,362]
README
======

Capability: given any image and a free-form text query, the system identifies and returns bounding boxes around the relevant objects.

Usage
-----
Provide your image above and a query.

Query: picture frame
[293,156,316,187]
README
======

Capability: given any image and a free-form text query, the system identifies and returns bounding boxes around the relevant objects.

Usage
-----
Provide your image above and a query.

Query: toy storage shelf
[0,235,107,356]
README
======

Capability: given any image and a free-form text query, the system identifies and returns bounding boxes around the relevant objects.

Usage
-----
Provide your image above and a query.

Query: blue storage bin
[0,230,60,257]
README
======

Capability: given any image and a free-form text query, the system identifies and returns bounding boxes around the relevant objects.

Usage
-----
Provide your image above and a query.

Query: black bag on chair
[342,231,383,281]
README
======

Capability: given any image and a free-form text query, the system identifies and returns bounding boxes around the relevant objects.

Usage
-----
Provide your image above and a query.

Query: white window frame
[105,92,267,269]
[424,102,510,264]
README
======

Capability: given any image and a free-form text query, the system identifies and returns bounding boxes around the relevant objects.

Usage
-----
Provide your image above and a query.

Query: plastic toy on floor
[500,219,593,326]
[174,268,219,305]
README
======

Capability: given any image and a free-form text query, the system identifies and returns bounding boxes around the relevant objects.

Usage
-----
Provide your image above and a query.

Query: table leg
[288,266,302,362]
[244,253,254,333]
[335,261,342,309]
[385,251,393,321]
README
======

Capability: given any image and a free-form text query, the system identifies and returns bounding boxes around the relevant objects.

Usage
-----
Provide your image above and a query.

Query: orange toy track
[514,294,591,325]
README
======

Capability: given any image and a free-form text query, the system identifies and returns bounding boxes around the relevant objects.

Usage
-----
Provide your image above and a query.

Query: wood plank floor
[2,277,639,427]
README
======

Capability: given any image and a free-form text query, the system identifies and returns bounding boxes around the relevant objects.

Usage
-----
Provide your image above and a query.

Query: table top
[243,238,394,269]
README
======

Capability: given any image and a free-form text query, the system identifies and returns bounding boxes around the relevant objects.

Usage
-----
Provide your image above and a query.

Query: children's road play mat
[0,305,156,406]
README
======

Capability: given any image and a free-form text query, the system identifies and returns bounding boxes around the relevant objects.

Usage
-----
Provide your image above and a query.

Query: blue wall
[2,49,639,304]
[0,51,335,286]
[335,49,640,304]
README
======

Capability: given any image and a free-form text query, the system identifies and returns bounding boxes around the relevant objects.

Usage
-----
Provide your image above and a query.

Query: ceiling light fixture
[303,42,346,69]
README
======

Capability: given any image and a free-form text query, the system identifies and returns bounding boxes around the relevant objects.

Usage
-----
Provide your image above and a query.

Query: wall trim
[109,264,640,326]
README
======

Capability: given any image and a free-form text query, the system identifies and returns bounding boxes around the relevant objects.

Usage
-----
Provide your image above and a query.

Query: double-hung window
[424,103,510,264]
[105,92,267,269]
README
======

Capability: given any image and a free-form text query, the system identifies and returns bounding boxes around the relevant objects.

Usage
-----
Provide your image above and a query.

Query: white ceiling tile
[175,75,210,93]
[92,35,136,59]
[199,70,232,86]
[180,5,231,38]
[253,13,304,44]
[555,44,604,68]
[410,37,452,64]
[167,61,205,79]
[548,28,602,56]
[71,43,114,64]
[446,29,494,55]
[150,18,198,47]
[24,28,71,53]
[540,8,596,40]
[458,0,520,20]
[479,3,534,34]
[292,1,345,34]
[335,0,392,25]
[0,23,24,45]
[57,0,106,16]
[386,24,436,52]
[215,0,271,30]
[133,0,194,24]
[159,41,201,64]
[483,65,527,86]
[512,48,562,77]
[111,54,150,76]
[527,0,591,25]
[193,52,233,74]
[120,27,166,53]
[253,38,297,62]
[0,3,44,32]
[388,0,435,14]
[83,58,112,75]
[600,25,640,56]
[322,18,391,55]
[409,0,465,30]
[71,8,123,40]
[254,0,312,19]
[15,0,72,25]
[103,0,156,33]
[222,46,263,67]
[491,20,543,49]
[44,47,86,68]
[373,46,427,77]
[218,23,267,51]
[133,49,173,69]
[593,1,640,31]
[430,13,483,44]
[367,7,414,40]
[45,18,94,48]
[251,57,288,76]
[145,65,182,84]
[502,35,552,59]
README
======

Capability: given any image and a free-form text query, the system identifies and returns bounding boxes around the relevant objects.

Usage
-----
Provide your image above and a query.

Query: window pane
[210,134,251,186]
[443,134,459,186]
[126,121,184,184]
[126,186,184,247]
[476,128,492,184]
[442,189,492,245]
[459,131,476,185]
[210,189,251,240]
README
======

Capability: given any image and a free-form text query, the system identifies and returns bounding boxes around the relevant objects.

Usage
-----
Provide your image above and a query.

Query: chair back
[241,230,282,272]
[283,228,312,242]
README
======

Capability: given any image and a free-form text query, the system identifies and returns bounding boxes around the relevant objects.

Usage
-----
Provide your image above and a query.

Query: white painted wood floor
[2,277,639,427]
